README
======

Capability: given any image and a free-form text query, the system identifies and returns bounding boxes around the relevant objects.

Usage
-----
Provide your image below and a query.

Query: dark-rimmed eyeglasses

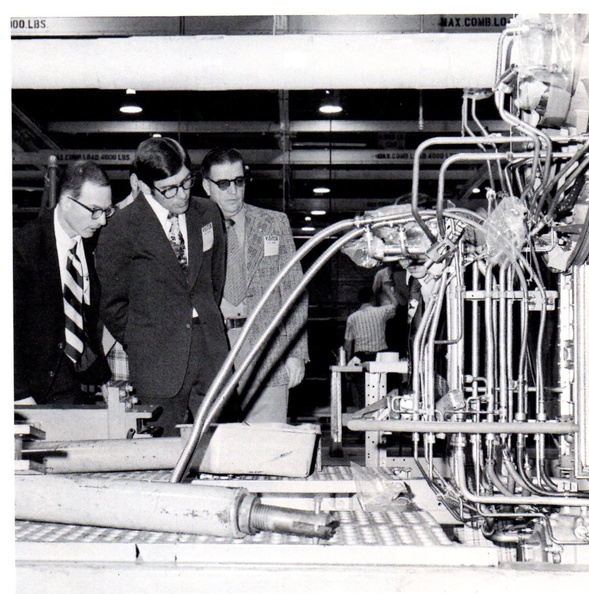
[69,196,117,219]
[153,174,196,199]
[206,176,246,191]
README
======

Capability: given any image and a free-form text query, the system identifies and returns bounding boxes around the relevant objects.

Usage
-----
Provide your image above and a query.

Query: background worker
[95,137,229,436]
[201,147,308,424]
[14,160,113,405]
[343,287,397,408]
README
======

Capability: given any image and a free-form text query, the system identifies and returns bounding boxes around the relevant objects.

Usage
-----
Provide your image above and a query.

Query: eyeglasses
[153,174,196,199]
[206,176,246,191]
[69,196,117,219]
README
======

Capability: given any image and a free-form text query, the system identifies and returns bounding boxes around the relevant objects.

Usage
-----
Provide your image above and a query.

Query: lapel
[185,200,204,288]
[245,204,273,289]
[135,194,187,283]
[38,210,64,312]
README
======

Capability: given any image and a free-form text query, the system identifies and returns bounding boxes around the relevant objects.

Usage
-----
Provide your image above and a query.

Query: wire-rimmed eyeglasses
[69,196,117,219]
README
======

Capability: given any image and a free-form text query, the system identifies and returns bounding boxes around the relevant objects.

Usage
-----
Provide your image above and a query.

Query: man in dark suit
[201,148,308,423]
[95,138,228,436]
[13,160,114,405]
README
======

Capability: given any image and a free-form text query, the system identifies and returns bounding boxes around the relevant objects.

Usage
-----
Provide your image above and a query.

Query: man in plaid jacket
[201,148,308,423]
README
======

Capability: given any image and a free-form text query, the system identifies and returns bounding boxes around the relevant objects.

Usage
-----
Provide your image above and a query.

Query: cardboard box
[185,422,321,478]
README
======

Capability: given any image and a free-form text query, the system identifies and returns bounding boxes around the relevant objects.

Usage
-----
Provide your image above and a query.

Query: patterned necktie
[224,219,247,306]
[63,243,85,363]
[167,213,188,270]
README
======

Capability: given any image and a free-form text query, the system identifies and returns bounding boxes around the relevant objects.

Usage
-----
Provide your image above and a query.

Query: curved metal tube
[411,135,534,243]
[454,445,589,506]
[172,211,431,482]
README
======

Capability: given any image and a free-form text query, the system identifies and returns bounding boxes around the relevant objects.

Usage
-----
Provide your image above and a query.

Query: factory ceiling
[12,14,514,234]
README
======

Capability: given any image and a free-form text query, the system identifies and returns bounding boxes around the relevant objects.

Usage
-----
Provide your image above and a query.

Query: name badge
[201,223,213,251]
[264,235,279,257]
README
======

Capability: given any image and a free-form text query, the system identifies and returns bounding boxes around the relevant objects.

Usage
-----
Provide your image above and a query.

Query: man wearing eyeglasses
[95,138,229,436]
[201,148,308,424]
[13,160,113,405]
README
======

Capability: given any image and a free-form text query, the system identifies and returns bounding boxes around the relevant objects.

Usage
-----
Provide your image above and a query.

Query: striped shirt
[344,304,396,354]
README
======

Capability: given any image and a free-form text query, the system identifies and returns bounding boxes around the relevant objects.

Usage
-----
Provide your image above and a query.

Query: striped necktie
[63,243,85,363]
[224,219,247,306]
[167,213,188,270]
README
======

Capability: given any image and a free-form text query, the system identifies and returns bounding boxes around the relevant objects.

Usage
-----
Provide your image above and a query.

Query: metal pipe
[411,277,444,414]
[22,437,186,473]
[347,419,578,434]
[411,135,534,244]
[513,262,530,418]
[424,270,450,418]
[15,474,337,539]
[12,33,500,90]
[470,95,501,192]
[519,257,548,419]
[445,255,464,392]
[172,218,359,482]
[535,139,589,221]
[454,444,589,506]
[501,446,532,495]
[498,261,509,422]
[494,89,544,203]
[174,207,491,483]
[486,460,514,497]
[16,474,259,538]
[484,262,496,422]
[173,212,427,482]
[436,152,532,237]
[470,263,481,423]
[505,265,515,422]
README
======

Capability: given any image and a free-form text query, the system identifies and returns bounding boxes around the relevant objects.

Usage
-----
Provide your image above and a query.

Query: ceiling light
[305,216,312,222]
[120,89,143,114]
[310,210,327,216]
[313,186,331,195]
[301,226,316,232]
[472,187,481,194]
[152,133,162,138]
[319,91,342,115]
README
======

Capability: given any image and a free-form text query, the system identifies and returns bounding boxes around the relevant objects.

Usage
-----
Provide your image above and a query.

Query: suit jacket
[95,194,228,399]
[240,204,308,387]
[13,209,108,402]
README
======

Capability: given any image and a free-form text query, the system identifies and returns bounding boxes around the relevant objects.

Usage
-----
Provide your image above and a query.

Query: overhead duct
[12,33,500,90]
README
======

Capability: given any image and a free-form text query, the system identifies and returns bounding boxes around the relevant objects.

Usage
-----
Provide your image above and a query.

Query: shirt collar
[227,206,245,226]
[145,193,184,227]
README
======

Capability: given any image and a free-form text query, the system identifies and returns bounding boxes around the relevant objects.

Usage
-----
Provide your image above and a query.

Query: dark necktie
[63,243,85,363]
[224,219,247,306]
[167,213,188,270]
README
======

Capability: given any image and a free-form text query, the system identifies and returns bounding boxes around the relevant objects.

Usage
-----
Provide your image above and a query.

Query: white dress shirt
[145,195,198,317]
[54,209,89,305]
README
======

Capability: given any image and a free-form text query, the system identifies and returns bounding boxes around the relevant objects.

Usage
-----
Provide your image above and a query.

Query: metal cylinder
[16,474,254,538]
[247,501,337,540]
[347,419,579,434]
[22,437,185,473]
[12,33,500,90]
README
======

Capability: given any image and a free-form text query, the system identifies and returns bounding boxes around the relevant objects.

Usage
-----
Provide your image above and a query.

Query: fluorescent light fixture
[305,216,312,222]
[313,186,331,195]
[471,187,481,194]
[310,210,327,216]
[120,89,143,114]
[301,226,316,232]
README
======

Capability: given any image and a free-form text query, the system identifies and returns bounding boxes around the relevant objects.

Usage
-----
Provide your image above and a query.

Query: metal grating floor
[15,467,452,547]
[16,509,451,547]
